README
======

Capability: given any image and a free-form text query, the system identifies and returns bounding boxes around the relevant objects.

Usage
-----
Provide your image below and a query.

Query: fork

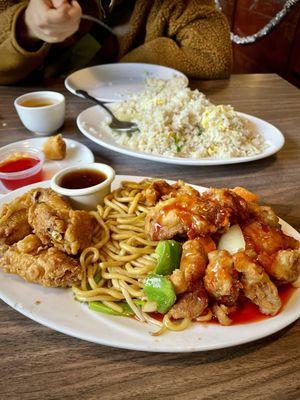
[76,90,138,133]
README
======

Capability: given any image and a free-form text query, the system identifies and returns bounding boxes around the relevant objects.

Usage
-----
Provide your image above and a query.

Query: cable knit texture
[0,0,232,84]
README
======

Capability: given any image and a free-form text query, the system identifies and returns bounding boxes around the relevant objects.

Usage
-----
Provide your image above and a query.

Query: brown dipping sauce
[60,169,107,189]
[20,98,57,107]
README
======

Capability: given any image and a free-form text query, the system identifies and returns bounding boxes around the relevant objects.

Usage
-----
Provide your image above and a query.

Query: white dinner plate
[77,106,285,166]
[0,138,94,195]
[0,176,299,352]
[65,63,187,102]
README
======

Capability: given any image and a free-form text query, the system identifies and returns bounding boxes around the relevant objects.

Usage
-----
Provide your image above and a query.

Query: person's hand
[23,0,82,44]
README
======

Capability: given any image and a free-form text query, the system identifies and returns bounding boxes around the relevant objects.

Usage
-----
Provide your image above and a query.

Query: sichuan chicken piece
[247,202,280,227]
[170,238,210,294]
[242,220,300,284]
[43,134,66,160]
[0,191,33,244]
[201,188,249,224]
[146,194,231,241]
[163,180,200,200]
[142,179,199,206]
[270,250,300,285]
[233,186,279,227]
[168,282,208,320]
[142,180,173,206]
[204,250,241,307]
[232,187,259,203]
[28,189,94,255]
[0,234,82,287]
[233,252,281,315]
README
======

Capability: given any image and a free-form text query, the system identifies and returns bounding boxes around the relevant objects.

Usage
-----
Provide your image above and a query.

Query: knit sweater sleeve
[120,0,232,79]
[0,2,50,85]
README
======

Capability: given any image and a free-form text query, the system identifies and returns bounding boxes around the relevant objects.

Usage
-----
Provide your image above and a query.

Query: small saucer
[0,137,94,194]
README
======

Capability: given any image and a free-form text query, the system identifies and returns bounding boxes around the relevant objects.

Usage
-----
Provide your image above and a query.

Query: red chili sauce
[150,284,296,325]
[208,283,296,325]
[0,156,42,190]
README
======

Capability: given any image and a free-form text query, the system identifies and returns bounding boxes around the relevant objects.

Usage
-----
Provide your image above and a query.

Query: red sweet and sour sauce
[0,156,42,190]
[150,284,296,325]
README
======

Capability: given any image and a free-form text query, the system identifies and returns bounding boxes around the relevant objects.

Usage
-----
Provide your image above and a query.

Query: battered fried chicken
[201,188,249,224]
[270,250,300,285]
[28,188,94,255]
[242,220,300,284]
[232,186,279,227]
[247,202,280,227]
[0,234,82,287]
[146,194,231,241]
[233,252,281,315]
[0,191,33,244]
[204,250,241,307]
[142,180,173,206]
[232,187,259,203]
[142,180,199,206]
[170,238,209,294]
[168,282,208,320]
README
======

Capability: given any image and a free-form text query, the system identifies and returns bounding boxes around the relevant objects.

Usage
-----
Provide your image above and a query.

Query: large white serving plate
[77,106,285,166]
[65,63,187,102]
[0,176,299,352]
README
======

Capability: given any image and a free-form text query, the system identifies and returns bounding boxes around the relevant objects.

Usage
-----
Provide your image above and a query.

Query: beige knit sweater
[0,0,232,84]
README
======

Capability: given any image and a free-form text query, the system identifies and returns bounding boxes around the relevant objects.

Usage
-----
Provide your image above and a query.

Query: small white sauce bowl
[14,91,65,135]
[51,163,115,210]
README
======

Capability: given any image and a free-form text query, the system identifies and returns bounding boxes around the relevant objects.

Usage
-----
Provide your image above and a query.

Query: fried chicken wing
[0,191,33,244]
[168,282,208,320]
[204,250,241,307]
[233,252,281,315]
[170,238,210,294]
[28,189,94,255]
[146,194,230,241]
[0,234,82,287]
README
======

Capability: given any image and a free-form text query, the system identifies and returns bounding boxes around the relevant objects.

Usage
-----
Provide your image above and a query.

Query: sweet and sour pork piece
[170,237,214,294]
[204,250,241,307]
[233,252,281,316]
[145,187,250,241]
[168,282,208,320]
[242,220,300,284]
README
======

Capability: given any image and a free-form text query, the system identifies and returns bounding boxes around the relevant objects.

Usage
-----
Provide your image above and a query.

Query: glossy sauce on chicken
[151,195,229,240]
[218,284,296,324]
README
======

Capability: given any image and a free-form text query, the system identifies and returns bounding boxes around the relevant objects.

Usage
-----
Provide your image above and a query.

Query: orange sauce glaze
[214,283,296,325]
[150,284,296,325]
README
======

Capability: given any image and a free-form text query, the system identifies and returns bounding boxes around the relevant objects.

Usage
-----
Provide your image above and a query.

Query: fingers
[24,0,82,43]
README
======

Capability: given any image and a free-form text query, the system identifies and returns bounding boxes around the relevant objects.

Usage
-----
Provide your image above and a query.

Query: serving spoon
[76,90,138,133]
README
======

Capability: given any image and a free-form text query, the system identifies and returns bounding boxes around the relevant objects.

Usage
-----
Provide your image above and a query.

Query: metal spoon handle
[76,90,115,119]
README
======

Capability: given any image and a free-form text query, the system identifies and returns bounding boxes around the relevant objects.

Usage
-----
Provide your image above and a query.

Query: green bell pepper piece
[155,240,182,275]
[88,300,145,317]
[143,274,176,314]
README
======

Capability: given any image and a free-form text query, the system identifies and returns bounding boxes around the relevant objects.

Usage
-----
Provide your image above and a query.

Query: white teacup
[14,91,65,135]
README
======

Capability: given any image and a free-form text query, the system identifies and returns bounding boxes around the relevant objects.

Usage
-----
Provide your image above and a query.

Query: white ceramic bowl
[14,91,65,135]
[51,163,115,210]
